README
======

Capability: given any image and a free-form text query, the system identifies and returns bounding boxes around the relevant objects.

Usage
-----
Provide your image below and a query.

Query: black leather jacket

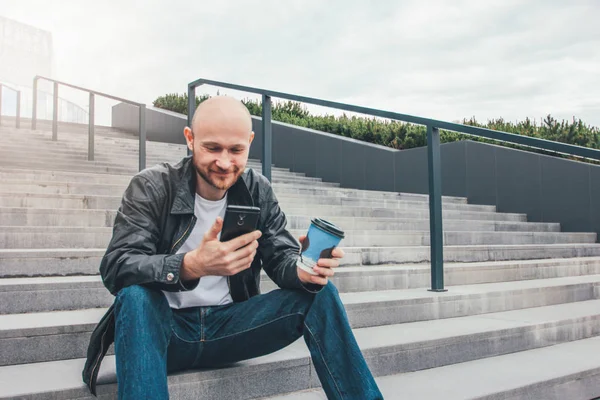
[82,156,319,395]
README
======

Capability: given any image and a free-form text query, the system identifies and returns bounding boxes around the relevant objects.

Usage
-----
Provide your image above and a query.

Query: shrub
[153,93,599,159]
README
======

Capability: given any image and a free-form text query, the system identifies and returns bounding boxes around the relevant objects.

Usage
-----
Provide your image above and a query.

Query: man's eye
[231,148,244,154]
[206,147,220,152]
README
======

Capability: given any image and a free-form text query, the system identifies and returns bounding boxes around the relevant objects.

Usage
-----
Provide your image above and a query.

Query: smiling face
[183,96,255,200]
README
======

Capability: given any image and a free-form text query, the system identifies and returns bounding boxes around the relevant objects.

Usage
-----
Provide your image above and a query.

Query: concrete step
[0,150,168,169]
[0,169,328,189]
[0,129,185,152]
[4,244,600,277]
[287,215,559,233]
[1,226,593,248]
[0,161,337,185]
[328,231,597,247]
[0,143,312,175]
[0,178,468,205]
[279,196,494,212]
[3,261,600,314]
[0,179,340,198]
[0,139,187,154]
[3,250,598,283]
[0,132,187,152]
[0,158,328,183]
[263,336,600,400]
[0,197,504,225]
[1,276,599,365]
[0,185,486,210]
[0,190,472,213]
[1,137,474,202]
[0,149,327,185]
[0,203,558,232]
[0,165,299,184]
[0,249,104,277]
[0,204,515,226]
[1,123,122,135]
[0,159,145,175]
[272,186,466,203]
[1,300,599,398]
[0,144,187,162]
[284,205,525,221]
[0,193,124,210]
[0,194,506,223]
[341,243,600,265]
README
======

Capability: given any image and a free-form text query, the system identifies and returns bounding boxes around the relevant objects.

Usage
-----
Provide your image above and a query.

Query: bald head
[183,96,255,200]
[191,96,252,137]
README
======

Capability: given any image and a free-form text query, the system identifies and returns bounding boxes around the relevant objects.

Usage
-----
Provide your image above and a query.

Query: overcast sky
[2,0,599,127]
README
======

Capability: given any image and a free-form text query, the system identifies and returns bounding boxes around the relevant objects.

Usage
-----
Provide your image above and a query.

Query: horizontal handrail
[0,83,20,94]
[0,83,22,129]
[35,76,143,106]
[189,78,600,161]
[33,76,147,170]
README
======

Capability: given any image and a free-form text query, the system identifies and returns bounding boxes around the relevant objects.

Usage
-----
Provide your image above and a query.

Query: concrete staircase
[1,123,600,399]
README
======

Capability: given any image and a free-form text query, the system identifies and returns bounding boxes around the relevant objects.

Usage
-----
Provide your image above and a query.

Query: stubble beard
[194,155,244,191]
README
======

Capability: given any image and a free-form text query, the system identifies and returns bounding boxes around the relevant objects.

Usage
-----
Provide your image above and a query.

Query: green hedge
[153,93,600,157]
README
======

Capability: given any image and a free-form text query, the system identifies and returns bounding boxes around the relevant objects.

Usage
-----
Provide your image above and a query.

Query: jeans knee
[114,285,171,340]
[314,281,341,304]
[114,286,172,361]
[322,281,339,296]
[115,285,165,313]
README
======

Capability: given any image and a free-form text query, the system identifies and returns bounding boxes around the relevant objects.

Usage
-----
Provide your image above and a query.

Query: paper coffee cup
[298,218,345,275]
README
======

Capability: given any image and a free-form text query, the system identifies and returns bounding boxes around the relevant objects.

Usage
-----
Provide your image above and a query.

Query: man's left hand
[297,235,345,286]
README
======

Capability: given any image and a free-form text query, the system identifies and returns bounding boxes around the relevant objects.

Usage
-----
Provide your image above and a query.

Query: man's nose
[215,151,232,170]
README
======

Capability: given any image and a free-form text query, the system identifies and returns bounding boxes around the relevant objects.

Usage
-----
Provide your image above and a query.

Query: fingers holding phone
[181,206,261,280]
[222,235,260,274]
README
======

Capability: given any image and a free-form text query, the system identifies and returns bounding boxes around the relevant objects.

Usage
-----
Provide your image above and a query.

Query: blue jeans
[114,282,382,399]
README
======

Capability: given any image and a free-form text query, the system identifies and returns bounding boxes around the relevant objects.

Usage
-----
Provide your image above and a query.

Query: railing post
[88,93,95,161]
[32,78,38,130]
[427,125,446,292]
[0,85,3,127]
[187,84,195,157]
[15,90,21,129]
[52,81,58,141]
[262,94,272,182]
[139,104,146,171]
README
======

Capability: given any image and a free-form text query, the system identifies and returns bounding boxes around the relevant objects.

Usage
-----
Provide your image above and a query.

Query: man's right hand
[180,217,262,281]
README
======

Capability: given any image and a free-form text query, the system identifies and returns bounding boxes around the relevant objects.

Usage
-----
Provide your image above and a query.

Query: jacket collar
[170,156,253,215]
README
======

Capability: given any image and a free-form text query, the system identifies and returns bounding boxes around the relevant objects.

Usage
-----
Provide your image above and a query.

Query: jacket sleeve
[257,185,323,294]
[100,174,199,295]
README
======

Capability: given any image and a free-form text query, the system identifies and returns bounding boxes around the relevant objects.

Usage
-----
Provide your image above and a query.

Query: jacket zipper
[90,325,109,391]
[170,216,196,254]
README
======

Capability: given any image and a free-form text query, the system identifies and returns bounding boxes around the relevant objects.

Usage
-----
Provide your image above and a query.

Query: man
[82,96,382,399]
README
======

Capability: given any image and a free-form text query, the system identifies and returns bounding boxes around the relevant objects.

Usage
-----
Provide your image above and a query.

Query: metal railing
[32,76,147,171]
[188,77,600,292]
[0,83,22,129]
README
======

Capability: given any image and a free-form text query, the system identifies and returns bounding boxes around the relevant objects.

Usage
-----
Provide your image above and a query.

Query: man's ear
[249,131,255,144]
[183,127,194,151]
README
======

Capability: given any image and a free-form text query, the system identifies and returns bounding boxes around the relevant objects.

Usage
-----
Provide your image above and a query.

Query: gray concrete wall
[395,140,600,239]
[111,103,600,239]
[249,118,398,192]
[462,141,600,238]
[112,103,187,145]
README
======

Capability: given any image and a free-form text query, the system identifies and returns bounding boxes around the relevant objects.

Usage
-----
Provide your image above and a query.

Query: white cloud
[1,0,599,127]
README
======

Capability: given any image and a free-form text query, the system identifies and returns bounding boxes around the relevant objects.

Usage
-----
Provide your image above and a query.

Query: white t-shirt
[162,193,234,309]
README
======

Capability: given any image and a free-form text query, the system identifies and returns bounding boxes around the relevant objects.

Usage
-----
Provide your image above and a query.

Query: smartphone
[220,205,261,243]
